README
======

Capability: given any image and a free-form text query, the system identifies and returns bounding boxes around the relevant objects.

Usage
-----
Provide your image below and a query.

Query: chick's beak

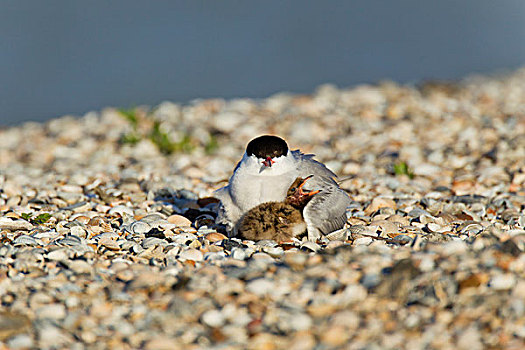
[262,156,275,167]
[298,175,321,196]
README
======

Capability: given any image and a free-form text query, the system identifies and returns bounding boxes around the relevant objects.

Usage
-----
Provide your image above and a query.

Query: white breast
[230,171,295,212]
[227,151,300,213]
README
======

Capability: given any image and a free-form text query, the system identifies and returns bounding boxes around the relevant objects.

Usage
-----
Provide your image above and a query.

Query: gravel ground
[1,68,524,349]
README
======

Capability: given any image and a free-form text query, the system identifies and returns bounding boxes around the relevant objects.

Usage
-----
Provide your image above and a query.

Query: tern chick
[237,176,320,242]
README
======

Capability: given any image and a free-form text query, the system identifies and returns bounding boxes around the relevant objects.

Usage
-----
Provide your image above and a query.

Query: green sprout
[33,213,52,225]
[118,107,196,155]
[175,134,195,153]
[205,135,219,154]
[118,108,142,146]
[20,212,52,225]
[393,161,415,179]
[149,121,177,154]
[21,213,32,221]
[118,107,139,128]
[120,132,142,145]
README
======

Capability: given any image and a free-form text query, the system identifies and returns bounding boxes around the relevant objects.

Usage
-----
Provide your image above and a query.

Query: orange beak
[299,175,320,196]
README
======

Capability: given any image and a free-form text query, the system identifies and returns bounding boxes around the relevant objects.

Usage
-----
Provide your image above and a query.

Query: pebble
[108,205,134,217]
[321,326,350,347]
[142,237,168,249]
[173,232,198,245]
[36,304,67,320]
[70,225,88,238]
[7,334,34,349]
[251,252,275,265]
[364,197,396,215]
[300,241,321,252]
[457,327,483,350]
[201,309,226,328]
[167,215,192,227]
[46,249,69,261]
[354,237,373,246]
[0,312,30,341]
[37,325,71,348]
[66,260,93,274]
[284,251,308,270]
[178,248,204,262]
[130,221,151,235]
[13,235,38,246]
[205,232,227,242]
[262,246,284,258]
[246,278,275,296]
[0,218,33,230]
[489,274,516,290]
[144,337,181,350]
[98,236,120,250]
[286,313,312,332]
[231,247,247,260]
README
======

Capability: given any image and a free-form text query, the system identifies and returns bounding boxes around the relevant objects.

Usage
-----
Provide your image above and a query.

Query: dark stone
[145,228,165,239]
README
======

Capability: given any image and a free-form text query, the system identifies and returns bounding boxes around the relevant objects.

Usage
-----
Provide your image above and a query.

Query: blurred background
[2,0,525,126]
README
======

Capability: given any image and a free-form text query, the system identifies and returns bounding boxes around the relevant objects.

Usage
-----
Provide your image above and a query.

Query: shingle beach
[1,69,524,349]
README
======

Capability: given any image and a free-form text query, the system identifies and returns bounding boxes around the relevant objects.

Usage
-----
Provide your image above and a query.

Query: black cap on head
[246,135,288,159]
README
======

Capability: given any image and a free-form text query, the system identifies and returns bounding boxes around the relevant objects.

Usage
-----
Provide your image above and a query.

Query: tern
[215,135,352,240]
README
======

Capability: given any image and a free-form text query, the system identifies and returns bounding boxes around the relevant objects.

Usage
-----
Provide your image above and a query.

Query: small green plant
[118,108,142,146]
[33,213,52,225]
[118,107,139,128]
[173,134,195,153]
[393,161,415,179]
[118,108,196,154]
[21,212,52,225]
[205,135,219,154]
[120,132,142,145]
[148,121,178,154]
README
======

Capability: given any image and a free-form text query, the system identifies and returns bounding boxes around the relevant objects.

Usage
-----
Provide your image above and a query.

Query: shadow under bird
[215,135,352,240]
[237,175,320,242]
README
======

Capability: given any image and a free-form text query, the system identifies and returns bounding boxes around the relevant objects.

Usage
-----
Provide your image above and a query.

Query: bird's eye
[291,188,296,193]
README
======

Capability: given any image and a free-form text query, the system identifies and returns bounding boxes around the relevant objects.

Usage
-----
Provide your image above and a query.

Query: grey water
[2,0,525,126]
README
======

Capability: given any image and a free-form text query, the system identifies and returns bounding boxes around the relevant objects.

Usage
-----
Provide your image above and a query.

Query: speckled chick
[237,176,320,242]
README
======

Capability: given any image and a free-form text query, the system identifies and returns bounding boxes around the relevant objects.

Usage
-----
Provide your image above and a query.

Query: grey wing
[303,177,352,237]
[291,150,338,182]
[291,150,351,238]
